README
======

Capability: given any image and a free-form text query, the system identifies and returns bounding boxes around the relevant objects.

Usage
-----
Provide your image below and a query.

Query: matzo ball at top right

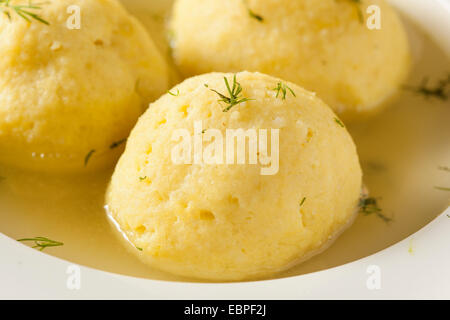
[169,0,410,121]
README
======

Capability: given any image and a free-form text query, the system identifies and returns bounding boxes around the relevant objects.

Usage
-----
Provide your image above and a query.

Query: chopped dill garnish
[84,139,126,166]
[168,89,180,96]
[248,9,263,22]
[207,74,253,112]
[110,139,126,149]
[243,0,264,22]
[359,196,392,223]
[17,237,63,251]
[202,129,206,134]
[273,82,296,100]
[334,117,345,128]
[136,246,143,251]
[438,166,450,172]
[404,74,450,101]
[0,0,49,25]
[435,186,450,192]
[139,176,147,181]
[84,149,96,167]
[299,197,306,207]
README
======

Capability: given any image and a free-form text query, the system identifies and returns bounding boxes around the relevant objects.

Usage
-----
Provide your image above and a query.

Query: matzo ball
[0,0,170,172]
[170,0,410,121]
[105,72,362,281]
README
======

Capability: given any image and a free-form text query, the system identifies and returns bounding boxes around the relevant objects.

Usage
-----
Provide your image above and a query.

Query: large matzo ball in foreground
[105,71,362,281]
[0,0,169,172]
[170,0,410,121]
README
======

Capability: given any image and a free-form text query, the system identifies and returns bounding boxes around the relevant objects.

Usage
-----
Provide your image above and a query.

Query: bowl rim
[1,208,449,299]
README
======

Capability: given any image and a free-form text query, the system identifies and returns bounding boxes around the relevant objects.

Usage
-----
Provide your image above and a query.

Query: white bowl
[1,0,449,299]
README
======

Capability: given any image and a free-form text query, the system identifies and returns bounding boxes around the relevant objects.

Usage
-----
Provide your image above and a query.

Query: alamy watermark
[171,121,280,176]
[66,5,81,30]
[66,265,81,290]
[366,264,382,290]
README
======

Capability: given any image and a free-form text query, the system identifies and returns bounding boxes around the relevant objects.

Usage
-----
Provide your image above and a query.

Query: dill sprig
[168,89,180,96]
[17,237,63,251]
[207,74,253,112]
[404,74,450,101]
[273,82,296,100]
[334,117,345,128]
[243,0,263,22]
[248,9,263,22]
[0,0,49,25]
[359,196,392,223]
[84,138,126,166]
[110,139,126,149]
[299,197,306,207]
[84,149,96,167]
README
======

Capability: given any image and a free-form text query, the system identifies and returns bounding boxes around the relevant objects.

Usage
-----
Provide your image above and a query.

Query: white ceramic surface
[0,0,449,299]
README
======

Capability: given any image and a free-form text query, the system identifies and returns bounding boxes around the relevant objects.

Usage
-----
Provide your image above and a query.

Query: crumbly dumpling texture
[0,0,169,171]
[106,72,362,281]
[170,0,410,121]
